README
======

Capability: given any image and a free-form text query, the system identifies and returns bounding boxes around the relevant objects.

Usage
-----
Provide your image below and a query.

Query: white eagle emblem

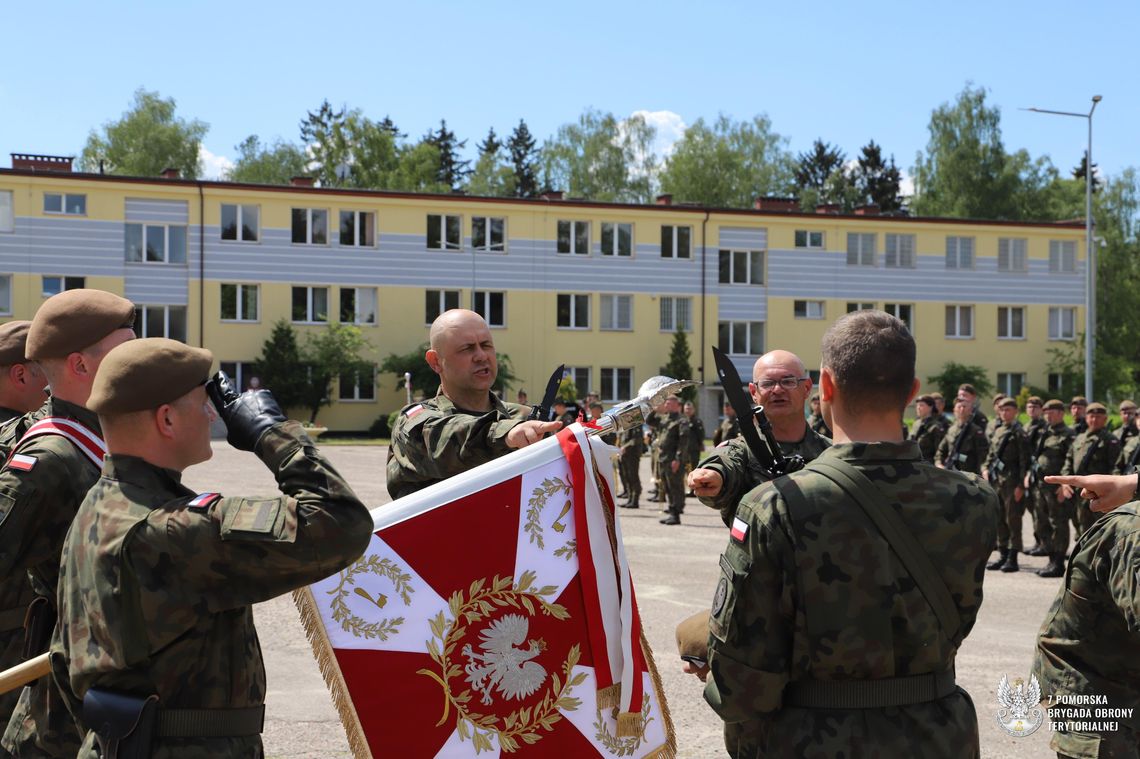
[995,674,1044,737]
[462,614,548,706]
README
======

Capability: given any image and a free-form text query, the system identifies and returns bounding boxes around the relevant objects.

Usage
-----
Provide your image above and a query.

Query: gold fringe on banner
[639,614,677,758]
[616,709,643,738]
[292,586,373,759]
[596,682,621,709]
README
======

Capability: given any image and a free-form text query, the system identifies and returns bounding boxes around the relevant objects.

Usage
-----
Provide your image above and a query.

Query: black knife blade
[712,347,779,475]
[529,364,565,421]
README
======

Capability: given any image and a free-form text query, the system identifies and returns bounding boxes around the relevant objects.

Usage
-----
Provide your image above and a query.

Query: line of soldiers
[620,399,707,525]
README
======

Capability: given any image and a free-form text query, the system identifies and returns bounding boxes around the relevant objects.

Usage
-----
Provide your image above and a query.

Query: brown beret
[958,384,977,395]
[0,321,32,366]
[88,338,213,414]
[1027,396,1043,406]
[992,393,1007,404]
[916,395,935,406]
[1086,402,1107,414]
[998,397,1018,409]
[1044,399,1065,411]
[1120,400,1137,411]
[1070,396,1088,407]
[930,391,944,400]
[27,289,135,360]
[675,610,709,660]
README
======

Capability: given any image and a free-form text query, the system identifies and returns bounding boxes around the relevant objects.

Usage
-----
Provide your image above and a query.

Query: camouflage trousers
[619,450,641,497]
[1051,720,1140,758]
[994,478,1026,551]
[1035,484,1073,555]
[1028,478,1053,548]
[664,464,685,516]
[1,675,83,758]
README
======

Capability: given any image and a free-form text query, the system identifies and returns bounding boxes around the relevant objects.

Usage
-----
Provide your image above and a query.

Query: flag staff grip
[0,652,50,695]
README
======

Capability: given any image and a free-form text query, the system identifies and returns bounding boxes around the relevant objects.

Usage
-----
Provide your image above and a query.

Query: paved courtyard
[185,441,1062,758]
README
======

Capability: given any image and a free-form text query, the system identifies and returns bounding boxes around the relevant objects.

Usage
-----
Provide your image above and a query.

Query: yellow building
[0,154,1087,431]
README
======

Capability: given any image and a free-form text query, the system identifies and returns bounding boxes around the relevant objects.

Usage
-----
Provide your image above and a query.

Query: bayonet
[712,347,803,477]
[528,364,565,421]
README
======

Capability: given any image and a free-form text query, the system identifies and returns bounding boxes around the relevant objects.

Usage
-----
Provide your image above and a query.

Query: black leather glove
[206,371,288,452]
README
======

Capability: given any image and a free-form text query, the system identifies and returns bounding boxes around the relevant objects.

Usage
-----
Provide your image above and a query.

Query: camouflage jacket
[704,442,998,758]
[654,412,688,465]
[0,405,35,727]
[711,417,740,447]
[807,412,831,439]
[1114,433,1140,475]
[53,422,373,759]
[909,416,945,463]
[385,391,528,500]
[619,426,644,456]
[1025,417,1048,447]
[1030,422,1074,491]
[935,420,987,474]
[1032,502,1140,750]
[1114,423,1139,444]
[1063,428,1120,478]
[697,425,831,526]
[684,417,705,460]
[983,421,1029,484]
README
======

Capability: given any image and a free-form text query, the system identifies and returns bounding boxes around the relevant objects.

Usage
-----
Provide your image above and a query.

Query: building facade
[0,155,1087,432]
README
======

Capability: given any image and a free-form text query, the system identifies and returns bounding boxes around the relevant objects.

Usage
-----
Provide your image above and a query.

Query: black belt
[158,705,265,738]
[783,668,957,709]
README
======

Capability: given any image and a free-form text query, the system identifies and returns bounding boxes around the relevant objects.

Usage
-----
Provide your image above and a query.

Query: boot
[1026,543,1049,557]
[1000,550,1019,573]
[659,514,680,525]
[1037,553,1065,578]
[619,495,639,510]
[986,548,1009,571]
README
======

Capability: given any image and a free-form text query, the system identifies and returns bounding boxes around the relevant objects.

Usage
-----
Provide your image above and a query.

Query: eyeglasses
[755,376,809,391]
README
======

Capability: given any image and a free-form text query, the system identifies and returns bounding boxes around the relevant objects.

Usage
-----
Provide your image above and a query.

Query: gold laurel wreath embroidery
[593,694,654,756]
[553,539,577,561]
[417,571,585,754]
[327,556,414,641]
[525,477,572,550]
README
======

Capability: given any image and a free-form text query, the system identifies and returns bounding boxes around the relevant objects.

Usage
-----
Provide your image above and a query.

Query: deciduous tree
[541,109,656,203]
[79,88,208,178]
[226,136,308,185]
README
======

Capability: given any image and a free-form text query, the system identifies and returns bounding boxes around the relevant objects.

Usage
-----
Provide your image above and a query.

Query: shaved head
[426,309,498,410]
[429,309,487,352]
[752,350,807,383]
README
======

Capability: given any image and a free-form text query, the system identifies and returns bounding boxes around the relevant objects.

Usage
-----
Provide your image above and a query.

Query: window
[846,302,876,313]
[291,208,328,245]
[601,223,633,257]
[998,238,1028,272]
[221,204,259,241]
[557,220,590,255]
[339,210,376,247]
[1048,373,1065,394]
[0,191,12,233]
[42,276,85,297]
[600,368,633,403]
[718,321,764,356]
[884,233,916,268]
[425,290,460,324]
[846,233,875,266]
[718,250,764,285]
[133,305,188,342]
[339,365,376,401]
[472,217,505,252]
[795,230,824,249]
[600,294,632,330]
[557,294,590,329]
[0,275,11,314]
[997,373,1026,397]
[472,290,505,327]
[945,305,973,338]
[291,286,329,323]
[566,367,591,396]
[997,306,1026,339]
[219,361,259,392]
[885,303,914,331]
[1049,306,1076,340]
[1050,240,1077,273]
[659,296,691,332]
[125,223,187,264]
[794,300,824,319]
[945,236,974,269]
[340,287,377,325]
[427,214,461,250]
[43,193,86,215]
[220,284,259,321]
[661,225,690,258]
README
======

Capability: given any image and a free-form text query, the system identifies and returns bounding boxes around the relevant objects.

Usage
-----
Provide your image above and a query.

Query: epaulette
[187,492,222,512]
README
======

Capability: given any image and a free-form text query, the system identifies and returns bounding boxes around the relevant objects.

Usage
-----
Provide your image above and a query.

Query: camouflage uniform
[1024,417,1050,553]
[1114,433,1140,476]
[712,416,740,448]
[617,427,644,505]
[0,408,35,739]
[644,412,663,501]
[1114,422,1138,446]
[983,420,1029,568]
[807,412,831,439]
[655,412,688,520]
[685,415,705,472]
[969,407,989,433]
[935,420,987,474]
[1062,428,1121,536]
[697,428,831,527]
[53,422,372,759]
[386,391,528,500]
[0,397,105,757]
[705,441,999,758]
[1032,421,1075,576]
[910,415,946,463]
[1032,502,1140,758]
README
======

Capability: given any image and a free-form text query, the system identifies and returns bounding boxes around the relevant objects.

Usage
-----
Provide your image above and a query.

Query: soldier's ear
[819,368,836,402]
[425,349,442,374]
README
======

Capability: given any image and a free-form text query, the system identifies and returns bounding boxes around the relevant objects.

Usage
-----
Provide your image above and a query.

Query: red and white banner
[296,425,674,758]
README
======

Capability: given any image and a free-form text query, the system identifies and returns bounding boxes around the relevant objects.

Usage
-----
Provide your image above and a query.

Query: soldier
[931,391,952,431]
[551,399,578,428]
[807,393,831,438]
[617,422,645,510]
[697,310,998,758]
[51,338,374,758]
[983,397,1029,572]
[0,289,136,758]
[957,383,988,431]
[1029,399,1076,578]
[984,394,1007,441]
[935,398,988,474]
[656,395,688,526]
[711,402,739,447]
[1115,399,1138,446]
[682,400,704,477]
[515,388,528,405]
[0,322,46,425]
[644,407,663,502]
[1114,420,1140,476]
[910,394,945,462]
[1070,396,1088,435]
[1023,396,1051,556]
[386,310,559,499]
[1060,402,1120,537]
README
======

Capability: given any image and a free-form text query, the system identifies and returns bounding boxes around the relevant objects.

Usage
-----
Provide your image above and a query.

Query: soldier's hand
[206,371,287,452]
[681,659,709,682]
[1023,474,1031,490]
[1045,473,1138,513]
[670,459,680,473]
[981,468,989,481]
[687,468,723,497]
[507,420,561,449]
[1014,485,1024,502]
[1058,483,1074,502]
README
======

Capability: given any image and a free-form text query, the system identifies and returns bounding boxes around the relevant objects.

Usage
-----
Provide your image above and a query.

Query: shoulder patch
[7,453,36,472]
[405,404,425,418]
[187,492,222,512]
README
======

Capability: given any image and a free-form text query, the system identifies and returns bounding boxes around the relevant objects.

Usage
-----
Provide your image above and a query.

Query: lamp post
[1026,95,1101,401]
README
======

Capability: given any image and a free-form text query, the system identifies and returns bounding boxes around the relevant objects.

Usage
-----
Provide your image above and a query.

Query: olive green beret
[998,397,1018,409]
[916,395,935,406]
[27,289,135,360]
[0,321,32,366]
[675,610,709,659]
[930,391,944,400]
[1070,396,1088,407]
[1044,399,1065,411]
[992,393,1007,404]
[1086,402,1107,414]
[1120,400,1137,412]
[1027,396,1043,406]
[88,338,213,414]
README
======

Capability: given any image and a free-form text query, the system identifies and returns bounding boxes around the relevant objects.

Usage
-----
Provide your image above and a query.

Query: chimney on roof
[160,167,180,179]
[539,190,564,201]
[854,204,880,216]
[289,176,316,187]
[815,203,841,215]
[656,193,673,205]
[754,196,800,212]
[11,153,74,173]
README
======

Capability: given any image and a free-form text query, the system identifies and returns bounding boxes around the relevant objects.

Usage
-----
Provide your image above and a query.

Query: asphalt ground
[184,443,1065,758]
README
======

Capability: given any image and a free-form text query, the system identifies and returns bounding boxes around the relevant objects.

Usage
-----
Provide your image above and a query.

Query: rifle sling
[1075,436,1102,476]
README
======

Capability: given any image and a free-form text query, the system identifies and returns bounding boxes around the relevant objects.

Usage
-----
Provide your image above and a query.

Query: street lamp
[1025,95,1101,401]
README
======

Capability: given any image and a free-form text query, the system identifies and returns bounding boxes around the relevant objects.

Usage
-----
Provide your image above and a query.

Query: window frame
[660,225,691,259]
[601,222,634,258]
[884,302,914,332]
[125,222,188,264]
[794,300,825,320]
[338,365,377,402]
[339,210,376,247]
[998,237,1029,273]
[556,293,591,330]
[997,372,1027,397]
[43,192,86,216]
[718,320,765,356]
[556,220,590,256]
[41,275,85,298]
[291,208,329,246]
[291,286,330,324]
[997,306,1026,340]
[0,274,12,315]
[133,304,188,342]
[471,216,506,253]
[794,230,825,249]
[424,289,461,325]
[566,367,591,397]
[600,367,633,403]
[1049,240,1077,273]
[945,304,974,339]
[884,233,916,268]
[1049,306,1076,341]
[945,236,975,270]
[0,191,13,233]
[659,296,692,332]
[472,290,506,327]
[220,203,260,242]
[718,249,765,285]
[600,294,633,331]
[220,283,260,322]
[846,233,876,266]
[339,286,378,326]
[427,213,462,251]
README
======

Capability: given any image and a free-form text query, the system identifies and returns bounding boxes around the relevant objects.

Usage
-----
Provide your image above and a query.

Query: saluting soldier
[656,395,688,525]
[386,310,559,500]
[0,322,45,426]
[935,398,988,474]
[616,423,644,510]
[1028,400,1076,578]
[1023,396,1051,556]
[1060,402,1120,537]
[807,393,831,438]
[0,289,136,758]
[1115,399,1138,446]
[983,397,1030,573]
[52,339,375,758]
[711,402,739,447]
[910,394,945,462]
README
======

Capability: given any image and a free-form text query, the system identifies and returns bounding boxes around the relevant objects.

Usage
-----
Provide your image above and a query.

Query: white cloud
[199,145,233,180]
[631,109,687,161]
[899,169,915,198]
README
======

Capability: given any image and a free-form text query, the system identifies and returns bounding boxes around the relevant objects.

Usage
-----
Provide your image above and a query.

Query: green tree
[467,128,515,197]
[853,140,904,213]
[226,135,308,185]
[1072,151,1102,193]
[926,361,994,403]
[541,108,656,203]
[795,139,846,194]
[253,320,310,416]
[555,376,578,403]
[659,114,795,208]
[507,119,540,198]
[300,323,372,424]
[424,119,471,191]
[78,88,207,178]
[660,329,696,402]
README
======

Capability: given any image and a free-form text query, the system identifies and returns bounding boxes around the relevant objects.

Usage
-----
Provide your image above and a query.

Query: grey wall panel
[125,264,189,305]
[717,290,768,321]
[125,199,189,224]
[718,227,768,250]
[0,217,123,275]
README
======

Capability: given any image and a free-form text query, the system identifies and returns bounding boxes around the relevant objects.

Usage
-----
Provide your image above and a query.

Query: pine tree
[424,119,471,191]
[660,329,696,402]
[794,140,845,192]
[478,127,501,156]
[378,115,405,140]
[254,319,310,415]
[507,119,539,198]
[1072,151,1102,193]
[854,140,904,213]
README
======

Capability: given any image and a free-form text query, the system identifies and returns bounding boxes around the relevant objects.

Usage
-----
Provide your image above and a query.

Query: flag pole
[0,653,50,695]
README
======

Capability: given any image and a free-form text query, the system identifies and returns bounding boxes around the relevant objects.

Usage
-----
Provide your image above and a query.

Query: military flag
[295,424,675,758]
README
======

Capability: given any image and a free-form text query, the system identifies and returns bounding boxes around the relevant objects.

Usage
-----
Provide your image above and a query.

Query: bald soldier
[51,339,373,758]
[0,290,136,758]
[0,322,46,425]
[386,310,560,499]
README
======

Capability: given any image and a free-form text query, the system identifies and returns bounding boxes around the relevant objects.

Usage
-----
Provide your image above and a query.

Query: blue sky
[2,1,1134,188]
